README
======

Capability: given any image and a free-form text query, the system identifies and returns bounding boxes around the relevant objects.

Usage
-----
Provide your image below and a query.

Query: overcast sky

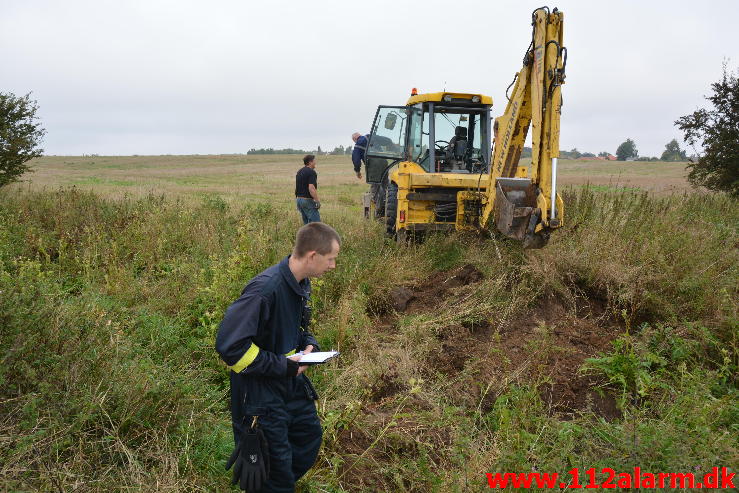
[2,0,737,156]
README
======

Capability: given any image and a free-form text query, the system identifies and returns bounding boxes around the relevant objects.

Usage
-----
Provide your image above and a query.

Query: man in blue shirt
[216,222,341,492]
[352,132,387,219]
[351,132,368,180]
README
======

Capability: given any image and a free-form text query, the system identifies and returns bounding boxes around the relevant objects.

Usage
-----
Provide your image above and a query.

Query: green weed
[0,184,736,492]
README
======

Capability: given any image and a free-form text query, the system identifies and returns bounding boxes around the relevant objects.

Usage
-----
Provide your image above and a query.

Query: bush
[676,64,739,195]
[0,92,45,186]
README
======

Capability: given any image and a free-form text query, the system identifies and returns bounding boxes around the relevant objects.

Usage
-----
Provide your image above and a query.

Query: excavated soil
[335,408,456,491]
[485,297,620,420]
[338,264,623,489]
[381,264,484,315]
[385,264,621,420]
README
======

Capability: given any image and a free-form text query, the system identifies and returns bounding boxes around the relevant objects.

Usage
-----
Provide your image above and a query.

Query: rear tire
[385,181,398,237]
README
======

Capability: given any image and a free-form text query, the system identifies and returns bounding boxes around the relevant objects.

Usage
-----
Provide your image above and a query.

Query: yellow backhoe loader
[362,7,566,248]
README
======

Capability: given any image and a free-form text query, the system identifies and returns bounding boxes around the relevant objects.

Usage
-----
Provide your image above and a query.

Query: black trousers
[231,372,322,493]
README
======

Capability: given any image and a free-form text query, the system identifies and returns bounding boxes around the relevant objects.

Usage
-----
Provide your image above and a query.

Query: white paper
[288,350,339,364]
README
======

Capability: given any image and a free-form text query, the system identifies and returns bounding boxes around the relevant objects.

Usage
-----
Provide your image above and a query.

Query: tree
[0,92,45,186]
[660,139,688,161]
[615,138,638,161]
[345,145,353,155]
[676,64,739,196]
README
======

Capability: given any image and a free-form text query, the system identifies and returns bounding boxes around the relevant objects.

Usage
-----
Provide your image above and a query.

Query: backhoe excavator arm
[481,7,566,247]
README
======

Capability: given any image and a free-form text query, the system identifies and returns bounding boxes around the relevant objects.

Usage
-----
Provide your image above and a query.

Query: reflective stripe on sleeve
[228,342,260,373]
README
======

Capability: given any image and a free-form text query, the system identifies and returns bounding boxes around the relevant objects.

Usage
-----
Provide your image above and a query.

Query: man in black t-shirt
[295,154,321,224]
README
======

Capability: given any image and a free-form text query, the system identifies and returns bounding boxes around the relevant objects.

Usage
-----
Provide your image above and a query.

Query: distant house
[606,154,617,161]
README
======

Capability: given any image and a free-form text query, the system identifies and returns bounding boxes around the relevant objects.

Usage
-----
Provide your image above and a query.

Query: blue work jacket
[352,134,370,172]
[215,256,319,378]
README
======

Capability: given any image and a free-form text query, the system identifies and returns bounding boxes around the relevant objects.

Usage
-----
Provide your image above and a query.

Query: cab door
[365,106,407,183]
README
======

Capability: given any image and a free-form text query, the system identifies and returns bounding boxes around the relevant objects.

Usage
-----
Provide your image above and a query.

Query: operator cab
[365,92,492,180]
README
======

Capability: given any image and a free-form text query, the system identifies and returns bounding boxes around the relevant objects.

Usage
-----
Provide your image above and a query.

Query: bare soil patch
[338,264,624,489]
[385,264,621,420]
[334,405,455,491]
[498,297,621,420]
[389,263,484,313]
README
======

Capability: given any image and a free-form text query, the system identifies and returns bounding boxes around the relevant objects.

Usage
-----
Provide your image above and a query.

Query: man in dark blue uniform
[352,132,389,219]
[216,222,341,492]
[351,132,369,181]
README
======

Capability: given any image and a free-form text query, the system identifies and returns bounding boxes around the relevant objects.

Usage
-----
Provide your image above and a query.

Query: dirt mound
[429,295,620,419]
[368,370,409,402]
[336,265,623,490]
[388,264,484,313]
[334,409,454,491]
[499,297,620,419]
[385,265,621,420]
[387,287,414,312]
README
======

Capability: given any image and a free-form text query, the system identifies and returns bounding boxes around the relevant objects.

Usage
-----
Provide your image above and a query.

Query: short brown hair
[303,154,315,165]
[294,222,341,258]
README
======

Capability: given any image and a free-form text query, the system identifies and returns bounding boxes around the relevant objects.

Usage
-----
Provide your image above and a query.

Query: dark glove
[226,423,271,492]
[313,200,321,210]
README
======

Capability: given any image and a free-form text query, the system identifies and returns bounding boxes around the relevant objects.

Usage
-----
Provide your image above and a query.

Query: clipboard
[287,350,339,365]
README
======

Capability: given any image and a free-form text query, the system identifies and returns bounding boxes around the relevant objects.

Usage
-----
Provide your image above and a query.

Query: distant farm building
[583,154,617,161]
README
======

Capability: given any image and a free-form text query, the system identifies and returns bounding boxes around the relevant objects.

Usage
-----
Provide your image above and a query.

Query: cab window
[367,106,406,160]
[431,107,489,173]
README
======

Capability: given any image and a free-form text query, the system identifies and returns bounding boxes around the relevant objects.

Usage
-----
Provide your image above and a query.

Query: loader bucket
[493,178,540,242]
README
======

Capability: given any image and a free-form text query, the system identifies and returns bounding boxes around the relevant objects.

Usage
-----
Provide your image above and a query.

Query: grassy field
[23,154,695,201]
[1,155,736,491]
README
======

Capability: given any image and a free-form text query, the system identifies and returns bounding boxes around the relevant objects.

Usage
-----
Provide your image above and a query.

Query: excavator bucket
[493,177,548,248]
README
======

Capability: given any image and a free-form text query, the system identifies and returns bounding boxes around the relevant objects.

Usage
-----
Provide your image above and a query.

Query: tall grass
[1,185,736,491]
